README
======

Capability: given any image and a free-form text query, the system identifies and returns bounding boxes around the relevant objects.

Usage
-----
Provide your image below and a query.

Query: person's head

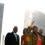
[27,26,32,33]
[23,28,28,34]
[32,26,38,33]
[13,26,18,33]
[39,29,43,34]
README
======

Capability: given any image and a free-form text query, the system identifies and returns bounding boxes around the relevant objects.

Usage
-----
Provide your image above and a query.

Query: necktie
[14,33,17,41]
[15,34,17,41]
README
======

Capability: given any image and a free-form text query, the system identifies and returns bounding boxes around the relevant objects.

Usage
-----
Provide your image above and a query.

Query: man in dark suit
[5,26,19,45]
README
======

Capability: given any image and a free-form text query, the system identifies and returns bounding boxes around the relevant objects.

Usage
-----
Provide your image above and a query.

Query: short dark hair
[33,26,38,30]
[23,28,28,34]
[13,26,18,33]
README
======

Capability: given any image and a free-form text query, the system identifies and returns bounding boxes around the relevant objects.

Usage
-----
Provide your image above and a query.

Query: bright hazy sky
[1,0,45,45]
[1,0,45,36]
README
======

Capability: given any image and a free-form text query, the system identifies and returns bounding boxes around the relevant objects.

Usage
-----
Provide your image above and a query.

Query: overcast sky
[1,0,45,36]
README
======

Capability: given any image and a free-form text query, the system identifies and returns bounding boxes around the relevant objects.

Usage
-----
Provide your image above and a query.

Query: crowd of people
[5,21,45,45]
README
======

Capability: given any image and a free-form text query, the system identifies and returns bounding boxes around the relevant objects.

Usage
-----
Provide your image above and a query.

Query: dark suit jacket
[5,32,19,45]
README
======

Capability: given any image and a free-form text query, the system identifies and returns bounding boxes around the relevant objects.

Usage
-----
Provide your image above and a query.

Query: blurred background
[0,3,4,45]
[0,0,45,45]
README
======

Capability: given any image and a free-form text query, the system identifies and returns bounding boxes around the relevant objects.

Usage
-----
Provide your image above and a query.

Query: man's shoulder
[5,32,12,37]
[16,34,19,37]
[6,32,11,35]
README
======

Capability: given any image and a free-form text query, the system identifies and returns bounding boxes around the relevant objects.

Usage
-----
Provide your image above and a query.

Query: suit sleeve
[5,33,11,45]
[18,35,19,45]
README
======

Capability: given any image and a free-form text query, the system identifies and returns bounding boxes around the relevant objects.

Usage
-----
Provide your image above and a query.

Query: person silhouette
[5,26,19,45]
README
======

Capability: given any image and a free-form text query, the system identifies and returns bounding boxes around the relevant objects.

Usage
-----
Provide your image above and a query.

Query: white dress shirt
[13,33,17,41]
